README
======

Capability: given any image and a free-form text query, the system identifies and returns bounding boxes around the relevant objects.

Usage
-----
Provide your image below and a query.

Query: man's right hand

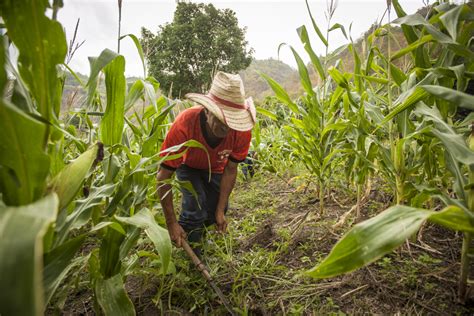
[168,222,186,247]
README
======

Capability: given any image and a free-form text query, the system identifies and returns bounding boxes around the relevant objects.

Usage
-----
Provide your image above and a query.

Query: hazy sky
[57,0,427,77]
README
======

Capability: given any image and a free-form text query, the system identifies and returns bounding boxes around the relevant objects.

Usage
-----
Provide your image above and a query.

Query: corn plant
[307,1,474,302]
[261,0,351,214]
[0,1,192,314]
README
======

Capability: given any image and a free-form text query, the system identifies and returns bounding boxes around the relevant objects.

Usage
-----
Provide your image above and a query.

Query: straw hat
[185,71,256,132]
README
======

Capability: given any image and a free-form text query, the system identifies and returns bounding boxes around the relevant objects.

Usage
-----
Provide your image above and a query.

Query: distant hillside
[239,58,303,102]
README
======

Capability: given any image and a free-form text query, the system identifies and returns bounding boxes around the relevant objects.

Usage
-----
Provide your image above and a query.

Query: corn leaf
[421,85,474,110]
[380,87,429,126]
[439,5,463,41]
[43,235,86,305]
[256,107,278,121]
[297,25,326,81]
[49,143,103,210]
[0,194,58,316]
[304,0,328,46]
[95,274,135,316]
[0,0,67,122]
[0,101,50,206]
[258,71,298,113]
[120,33,146,77]
[116,208,172,274]
[55,184,116,246]
[391,35,433,61]
[100,55,126,146]
[86,49,119,107]
[307,205,474,279]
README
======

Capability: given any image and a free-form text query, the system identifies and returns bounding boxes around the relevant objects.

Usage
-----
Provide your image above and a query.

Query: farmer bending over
[157,72,256,254]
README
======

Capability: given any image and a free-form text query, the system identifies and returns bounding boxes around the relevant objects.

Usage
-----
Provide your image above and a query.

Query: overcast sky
[56,0,427,77]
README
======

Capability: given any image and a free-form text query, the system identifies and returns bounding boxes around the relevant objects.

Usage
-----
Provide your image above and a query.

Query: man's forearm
[216,163,238,213]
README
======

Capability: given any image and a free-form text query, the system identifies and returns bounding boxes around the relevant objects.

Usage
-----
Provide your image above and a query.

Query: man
[157,71,256,251]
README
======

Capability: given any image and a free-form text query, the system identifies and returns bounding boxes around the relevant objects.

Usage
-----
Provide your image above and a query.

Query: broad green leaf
[49,143,103,210]
[297,25,326,81]
[0,101,50,206]
[329,23,348,39]
[120,33,146,77]
[421,85,474,110]
[307,205,474,279]
[0,194,58,316]
[256,107,278,121]
[99,226,125,278]
[389,62,407,87]
[414,104,474,166]
[0,0,67,122]
[43,235,86,305]
[100,55,126,145]
[439,4,463,41]
[328,67,349,89]
[258,71,298,113]
[287,45,315,97]
[307,205,426,278]
[55,184,116,246]
[380,87,429,126]
[116,208,172,274]
[391,35,433,61]
[95,274,135,316]
[86,49,119,106]
[304,0,328,46]
[429,206,474,233]
[124,79,145,111]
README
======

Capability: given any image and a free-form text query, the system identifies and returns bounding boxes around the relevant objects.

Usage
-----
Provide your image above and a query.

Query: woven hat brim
[186,93,255,132]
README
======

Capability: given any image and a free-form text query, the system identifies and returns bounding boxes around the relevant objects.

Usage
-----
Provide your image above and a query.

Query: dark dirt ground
[50,172,474,315]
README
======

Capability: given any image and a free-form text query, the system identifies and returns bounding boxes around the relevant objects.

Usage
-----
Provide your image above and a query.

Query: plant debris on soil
[50,172,474,315]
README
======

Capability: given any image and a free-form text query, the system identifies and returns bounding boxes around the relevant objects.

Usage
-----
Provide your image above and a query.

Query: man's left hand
[216,211,228,233]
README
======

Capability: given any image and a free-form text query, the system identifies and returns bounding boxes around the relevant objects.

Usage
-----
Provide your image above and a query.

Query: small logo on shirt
[217,149,232,162]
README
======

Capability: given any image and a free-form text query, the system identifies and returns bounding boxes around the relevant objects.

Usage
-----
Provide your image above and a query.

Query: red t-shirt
[160,106,252,174]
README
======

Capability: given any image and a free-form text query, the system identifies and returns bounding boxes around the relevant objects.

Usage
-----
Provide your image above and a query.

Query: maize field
[0,0,473,314]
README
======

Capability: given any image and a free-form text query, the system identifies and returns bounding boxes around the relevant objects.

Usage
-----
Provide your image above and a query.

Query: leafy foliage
[141,2,253,98]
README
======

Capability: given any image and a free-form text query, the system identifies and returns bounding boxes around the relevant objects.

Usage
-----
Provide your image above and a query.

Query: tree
[141,2,253,98]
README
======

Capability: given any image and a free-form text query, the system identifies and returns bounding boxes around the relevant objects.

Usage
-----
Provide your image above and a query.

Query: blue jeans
[176,164,227,244]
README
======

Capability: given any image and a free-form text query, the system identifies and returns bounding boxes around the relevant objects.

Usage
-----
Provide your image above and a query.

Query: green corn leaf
[120,33,146,77]
[124,79,145,111]
[297,25,326,81]
[307,205,474,279]
[0,101,50,206]
[391,35,433,61]
[100,55,126,146]
[99,226,125,279]
[55,184,116,246]
[328,67,349,89]
[116,208,172,274]
[258,71,298,113]
[256,107,278,121]
[355,74,389,84]
[0,194,58,316]
[429,206,474,233]
[421,85,474,111]
[304,0,328,46]
[86,49,119,107]
[380,87,429,126]
[0,0,67,122]
[389,62,407,87]
[329,23,348,39]
[439,4,463,41]
[288,45,315,97]
[43,235,86,305]
[49,143,103,210]
[95,274,135,316]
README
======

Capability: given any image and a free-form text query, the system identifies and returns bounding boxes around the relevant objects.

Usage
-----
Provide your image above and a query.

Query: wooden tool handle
[181,240,212,280]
